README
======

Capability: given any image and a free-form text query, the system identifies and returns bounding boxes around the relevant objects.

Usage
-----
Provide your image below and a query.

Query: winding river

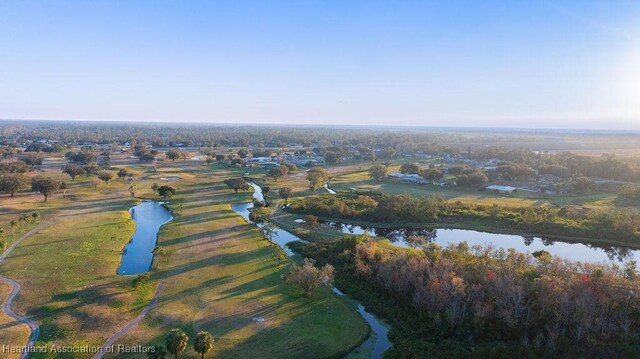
[117,201,173,275]
[231,183,392,358]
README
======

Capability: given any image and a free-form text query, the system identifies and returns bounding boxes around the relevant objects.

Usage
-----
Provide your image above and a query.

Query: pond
[324,221,640,266]
[231,183,392,358]
[117,201,173,275]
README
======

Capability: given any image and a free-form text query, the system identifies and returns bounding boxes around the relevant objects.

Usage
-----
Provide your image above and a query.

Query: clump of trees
[619,184,640,202]
[455,168,489,188]
[0,161,31,174]
[148,328,214,359]
[65,151,96,164]
[306,167,329,191]
[223,178,250,193]
[97,170,115,184]
[368,165,388,181]
[31,176,63,202]
[0,173,29,196]
[282,258,334,296]
[296,236,640,357]
[62,164,85,180]
[278,187,292,203]
[157,185,177,198]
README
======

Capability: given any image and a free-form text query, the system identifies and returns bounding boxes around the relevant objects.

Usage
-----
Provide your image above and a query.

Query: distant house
[486,185,516,194]
[388,172,428,184]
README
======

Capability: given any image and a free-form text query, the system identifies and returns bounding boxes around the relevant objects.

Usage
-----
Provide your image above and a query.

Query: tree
[0,228,6,252]
[165,328,189,359]
[283,258,335,296]
[272,247,288,265]
[571,176,595,194]
[133,273,150,289]
[117,168,130,180]
[31,212,40,223]
[368,165,388,181]
[267,166,288,181]
[193,331,214,359]
[262,186,271,196]
[82,162,100,176]
[303,215,320,229]
[419,168,443,182]
[456,169,488,188]
[62,164,85,180]
[215,154,226,162]
[166,150,181,162]
[404,235,427,249]
[237,148,249,158]
[205,156,214,164]
[400,163,420,174]
[324,151,340,164]
[151,182,159,194]
[9,220,18,235]
[97,170,115,184]
[0,173,29,196]
[279,187,293,203]
[158,185,177,198]
[31,176,62,202]
[224,178,249,193]
[306,167,329,191]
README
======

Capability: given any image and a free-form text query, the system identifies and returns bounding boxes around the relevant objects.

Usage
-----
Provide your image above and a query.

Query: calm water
[117,201,173,275]
[231,183,392,358]
[326,222,640,266]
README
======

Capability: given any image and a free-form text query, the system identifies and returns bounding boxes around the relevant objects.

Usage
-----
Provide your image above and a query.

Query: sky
[0,0,639,130]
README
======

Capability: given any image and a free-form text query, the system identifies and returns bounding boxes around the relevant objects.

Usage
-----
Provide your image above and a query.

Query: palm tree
[0,228,6,251]
[165,328,189,359]
[193,331,214,359]
[147,345,167,359]
[9,220,18,235]
[18,214,30,230]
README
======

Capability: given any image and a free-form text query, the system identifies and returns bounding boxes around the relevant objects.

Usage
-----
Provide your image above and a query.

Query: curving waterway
[117,201,173,275]
[231,183,392,358]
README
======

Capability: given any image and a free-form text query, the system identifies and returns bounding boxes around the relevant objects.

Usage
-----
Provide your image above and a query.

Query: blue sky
[0,0,639,129]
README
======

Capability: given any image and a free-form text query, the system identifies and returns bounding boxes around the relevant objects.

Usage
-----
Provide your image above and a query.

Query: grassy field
[1,149,635,358]
[0,156,370,358]
[111,163,368,358]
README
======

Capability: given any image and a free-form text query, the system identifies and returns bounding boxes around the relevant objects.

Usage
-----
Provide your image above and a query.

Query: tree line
[292,235,640,357]
[289,192,640,242]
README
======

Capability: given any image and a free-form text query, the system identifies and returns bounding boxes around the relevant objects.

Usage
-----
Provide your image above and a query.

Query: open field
[0,157,368,359]
[110,163,368,358]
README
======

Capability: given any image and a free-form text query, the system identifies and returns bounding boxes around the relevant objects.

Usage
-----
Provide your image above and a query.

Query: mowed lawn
[0,178,158,358]
[113,166,368,358]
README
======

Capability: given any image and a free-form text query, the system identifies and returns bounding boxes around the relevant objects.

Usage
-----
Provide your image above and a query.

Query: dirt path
[0,221,52,359]
[93,282,164,359]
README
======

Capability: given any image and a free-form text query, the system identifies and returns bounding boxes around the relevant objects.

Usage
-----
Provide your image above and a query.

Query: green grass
[106,163,368,358]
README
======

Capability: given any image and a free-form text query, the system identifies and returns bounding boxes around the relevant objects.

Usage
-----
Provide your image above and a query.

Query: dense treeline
[289,193,640,241]
[474,147,640,181]
[293,237,640,357]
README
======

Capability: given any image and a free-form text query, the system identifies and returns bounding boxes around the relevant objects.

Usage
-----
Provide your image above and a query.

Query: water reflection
[320,220,640,266]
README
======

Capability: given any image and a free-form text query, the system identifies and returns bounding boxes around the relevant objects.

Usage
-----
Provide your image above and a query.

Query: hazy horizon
[1,1,639,129]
